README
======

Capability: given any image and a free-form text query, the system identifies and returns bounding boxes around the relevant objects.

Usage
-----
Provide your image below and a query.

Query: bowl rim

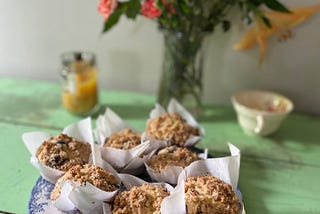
[231,90,294,116]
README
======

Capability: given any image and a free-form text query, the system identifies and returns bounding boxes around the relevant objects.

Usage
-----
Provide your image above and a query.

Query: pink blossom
[141,0,162,19]
[98,0,118,20]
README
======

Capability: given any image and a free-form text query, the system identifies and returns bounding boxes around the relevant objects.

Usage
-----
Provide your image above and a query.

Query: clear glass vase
[157,30,207,118]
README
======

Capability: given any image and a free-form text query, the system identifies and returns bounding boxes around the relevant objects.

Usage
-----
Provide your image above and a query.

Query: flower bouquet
[98,0,320,117]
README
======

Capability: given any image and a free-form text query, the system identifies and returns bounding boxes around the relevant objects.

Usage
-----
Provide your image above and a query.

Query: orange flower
[234,4,320,64]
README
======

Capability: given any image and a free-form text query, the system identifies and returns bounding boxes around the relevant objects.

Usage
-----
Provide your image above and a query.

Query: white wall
[0,0,320,114]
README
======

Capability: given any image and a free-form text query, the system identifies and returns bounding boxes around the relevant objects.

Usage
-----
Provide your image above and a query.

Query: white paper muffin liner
[142,98,205,148]
[52,140,121,213]
[95,108,160,174]
[22,117,94,183]
[160,143,246,214]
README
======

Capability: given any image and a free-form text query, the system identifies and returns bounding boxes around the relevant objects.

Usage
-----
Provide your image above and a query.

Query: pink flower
[141,0,162,19]
[98,0,118,20]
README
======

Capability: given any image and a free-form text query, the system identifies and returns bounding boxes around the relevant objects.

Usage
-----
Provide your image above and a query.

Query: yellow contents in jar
[62,61,98,115]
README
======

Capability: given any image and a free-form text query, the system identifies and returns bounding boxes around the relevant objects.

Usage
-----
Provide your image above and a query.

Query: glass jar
[60,52,99,115]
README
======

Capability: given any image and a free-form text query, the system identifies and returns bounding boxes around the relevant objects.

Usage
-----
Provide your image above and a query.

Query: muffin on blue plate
[147,146,200,172]
[50,164,118,201]
[104,128,142,150]
[184,175,240,214]
[36,133,91,171]
[146,112,199,147]
[112,183,169,214]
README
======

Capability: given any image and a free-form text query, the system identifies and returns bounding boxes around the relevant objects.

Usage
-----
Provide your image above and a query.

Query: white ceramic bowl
[231,90,294,136]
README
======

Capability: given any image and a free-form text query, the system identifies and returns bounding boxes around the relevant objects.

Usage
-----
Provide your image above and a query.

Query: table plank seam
[0,118,63,131]
[211,151,320,168]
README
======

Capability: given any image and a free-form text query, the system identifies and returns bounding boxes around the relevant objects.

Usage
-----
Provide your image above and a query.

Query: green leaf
[254,9,273,28]
[248,0,262,7]
[180,1,191,14]
[222,20,231,32]
[155,0,165,10]
[103,9,123,33]
[261,16,272,28]
[264,0,290,13]
[125,0,141,19]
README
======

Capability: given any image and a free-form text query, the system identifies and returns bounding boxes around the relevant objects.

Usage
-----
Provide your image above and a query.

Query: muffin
[184,175,240,214]
[35,133,91,171]
[112,183,170,214]
[104,128,141,150]
[147,146,200,172]
[50,164,119,201]
[146,112,199,146]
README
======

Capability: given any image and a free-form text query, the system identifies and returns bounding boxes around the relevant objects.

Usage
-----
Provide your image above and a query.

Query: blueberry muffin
[146,113,199,146]
[147,146,200,172]
[112,183,169,214]
[104,128,141,150]
[50,164,118,200]
[35,133,91,171]
[184,175,240,214]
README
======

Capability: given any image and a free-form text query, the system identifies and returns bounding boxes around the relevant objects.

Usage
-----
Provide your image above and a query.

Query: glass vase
[157,30,207,118]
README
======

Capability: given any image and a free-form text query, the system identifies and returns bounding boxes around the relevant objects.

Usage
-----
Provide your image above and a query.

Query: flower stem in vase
[157,30,206,119]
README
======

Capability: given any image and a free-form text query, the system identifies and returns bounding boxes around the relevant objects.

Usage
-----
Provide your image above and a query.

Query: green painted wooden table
[0,77,320,214]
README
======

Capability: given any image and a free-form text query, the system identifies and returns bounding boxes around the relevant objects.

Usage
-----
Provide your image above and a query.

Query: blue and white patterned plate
[28,176,58,214]
[28,177,80,214]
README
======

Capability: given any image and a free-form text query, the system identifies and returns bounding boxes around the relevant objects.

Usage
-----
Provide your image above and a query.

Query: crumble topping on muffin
[184,175,240,214]
[112,183,169,214]
[147,146,200,172]
[50,164,118,201]
[146,112,199,146]
[35,133,91,171]
[104,128,141,150]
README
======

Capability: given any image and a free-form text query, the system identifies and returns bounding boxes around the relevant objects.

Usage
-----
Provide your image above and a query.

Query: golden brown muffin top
[146,113,199,146]
[104,128,141,150]
[112,183,170,214]
[35,133,91,171]
[184,175,240,214]
[50,164,118,201]
[147,146,200,172]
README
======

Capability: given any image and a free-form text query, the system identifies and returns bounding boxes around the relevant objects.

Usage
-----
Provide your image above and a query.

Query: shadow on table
[271,114,320,145]
[266,114,320,164]
[0,93,60,121]
[91,103,154,119]
[237,114,320,213]
[239,155,275,214]
[92,103,238,123]
[197,105,237,122]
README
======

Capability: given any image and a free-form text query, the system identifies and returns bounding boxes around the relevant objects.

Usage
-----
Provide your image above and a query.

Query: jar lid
[61,51,96,66]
